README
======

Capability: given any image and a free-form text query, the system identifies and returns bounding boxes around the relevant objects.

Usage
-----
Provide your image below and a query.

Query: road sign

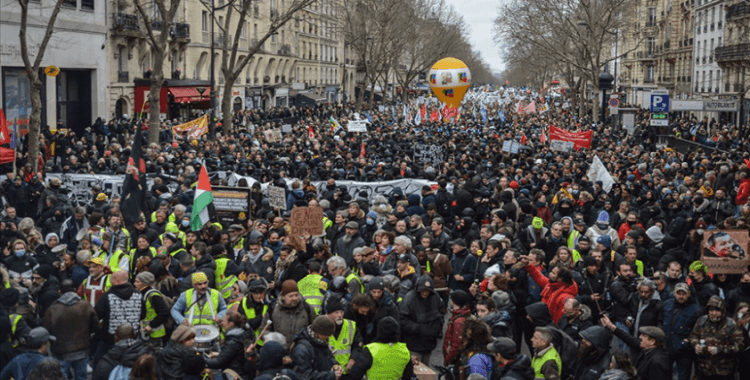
[650,112,668,126]
[609,98,620,107]
[650,90,670,112]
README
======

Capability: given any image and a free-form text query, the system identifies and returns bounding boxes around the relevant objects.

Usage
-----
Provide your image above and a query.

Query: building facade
[0,0,107,134]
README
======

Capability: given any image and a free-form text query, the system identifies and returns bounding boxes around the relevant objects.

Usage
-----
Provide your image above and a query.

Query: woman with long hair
[459,318,494,379]
[549,246,577,270]
[598,351,637,380]
[129,354,158,380]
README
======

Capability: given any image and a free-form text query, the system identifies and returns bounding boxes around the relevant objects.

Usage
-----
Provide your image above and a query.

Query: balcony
[715,43,750,62]
[701,87,705,92]
[117,71,129,83]
[727,3,750,19]
[735,83,746,92]
[278,44,292,55]
[112,13,139,37]
[710,23,714,31]
[171,23,190,42]
[644,78,655,83]
[152,20,164,31]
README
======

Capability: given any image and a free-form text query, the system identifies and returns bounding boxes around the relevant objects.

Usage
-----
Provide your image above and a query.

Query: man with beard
[573,326,613,380]
[334,221,366,268]
[572,235,591,261]
[264,280,315,348]
[520,255,578,324]
[30,265,60,318]
[328,256,364,296]
[104,214,130,252]
[689,296,744,380]
[662,283,700,380]
[574,255,607,321]
[128,216,158,245]
[326,298,363,373]
[609,262,637,350]
[725,272,750,315]
[600,315,671,380]
[558,299,593,344]
[687,260,720,306]
[629,279,663,333]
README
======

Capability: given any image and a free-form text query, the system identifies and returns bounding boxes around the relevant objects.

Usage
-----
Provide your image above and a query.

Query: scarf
[274,251,298,280]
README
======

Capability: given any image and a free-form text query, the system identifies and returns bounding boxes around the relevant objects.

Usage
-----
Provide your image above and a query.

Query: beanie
[596,211,610,224]
[369,277,385,291]
[450,290,471,308]
[310,315,336,337]
[532,217,544,229]
[280,279,299,296]
[596,234,612,249]
[192,272,208,284]
[136,271,155,286]
[582,255,598,267]
[324,298,345,314]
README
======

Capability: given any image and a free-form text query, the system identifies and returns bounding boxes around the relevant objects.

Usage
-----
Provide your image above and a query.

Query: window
[63,0,76,8]
[648,8,656,25]
[647,37,655,55]
[241,23,246,37]
[202,11,208,32]
[81,0,94,10]
[647,66,655,81]
[254,24,258,39]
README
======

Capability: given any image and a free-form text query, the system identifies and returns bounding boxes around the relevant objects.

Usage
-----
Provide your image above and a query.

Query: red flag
[0,110,9,145]
[360,142,366,157]
[430,110,439,122]
[420,104,426,119]
[540,128,547,144]
[521,135,527,145]
[308,125,314,139]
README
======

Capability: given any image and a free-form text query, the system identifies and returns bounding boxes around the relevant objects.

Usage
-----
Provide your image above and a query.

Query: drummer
[171,271,227,326]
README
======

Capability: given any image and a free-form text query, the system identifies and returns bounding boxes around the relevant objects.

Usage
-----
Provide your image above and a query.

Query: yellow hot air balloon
[427,57,471,108]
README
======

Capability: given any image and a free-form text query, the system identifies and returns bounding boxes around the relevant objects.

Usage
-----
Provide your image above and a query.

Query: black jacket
[609,276,636,323]
[574,326,613,380]
[194,254,217,288]
[290,327,337,380]
[344,291,399,345]
[491,354,533,380]
[157,340,206,380]
[399,276,445,353]
[35,275,60,320]
[92,339,148,380]
[612,327,672,380]
[205,327,254,380]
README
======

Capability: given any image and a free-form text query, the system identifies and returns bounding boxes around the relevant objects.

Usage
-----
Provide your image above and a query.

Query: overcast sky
[444,0,505,75]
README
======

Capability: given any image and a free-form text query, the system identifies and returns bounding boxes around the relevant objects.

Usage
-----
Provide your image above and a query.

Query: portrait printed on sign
[700,229,750,274]
[441,72,452,85]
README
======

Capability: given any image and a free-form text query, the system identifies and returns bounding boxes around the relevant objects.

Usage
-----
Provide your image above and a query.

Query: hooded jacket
[93,339,149,380]
[264,296,315,348]
[611,324,671,380]
[492,354,534,380]
[255,341,301,380]
[344,291,399,345]
[443,304,471,364]
[558,304,594,343]
[574,326,613,380]
[291,327,337,380]
[157,340,206,380]
[399,276,445,353]
[44,292,99,361]
[205,327,253,379]
[525,264,578,324]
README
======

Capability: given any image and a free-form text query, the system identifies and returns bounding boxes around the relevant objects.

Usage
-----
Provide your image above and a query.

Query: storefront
[245,86,263,110]
[133,79,210,121]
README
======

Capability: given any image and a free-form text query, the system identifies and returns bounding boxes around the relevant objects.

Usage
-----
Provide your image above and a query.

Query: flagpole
[12,118,17,175]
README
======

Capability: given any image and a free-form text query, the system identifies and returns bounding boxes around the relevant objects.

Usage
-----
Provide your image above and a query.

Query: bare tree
[133,0,181,144]
[216,0,317,134]
[18,0,65,170]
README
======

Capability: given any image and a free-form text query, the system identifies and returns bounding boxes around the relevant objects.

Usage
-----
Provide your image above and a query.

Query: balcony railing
[727,3,750,19]
[171,23,190,39]
[117,71,129,83]
[113,13,139,34]
[644,78,655,83]
[152,20,164,31]
[715,43,750,62]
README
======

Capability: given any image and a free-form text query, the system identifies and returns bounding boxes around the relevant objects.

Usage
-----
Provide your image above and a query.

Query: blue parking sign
[650,91,669,112]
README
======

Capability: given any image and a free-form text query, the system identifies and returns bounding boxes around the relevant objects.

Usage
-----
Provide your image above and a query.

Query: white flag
[586,155,614,192]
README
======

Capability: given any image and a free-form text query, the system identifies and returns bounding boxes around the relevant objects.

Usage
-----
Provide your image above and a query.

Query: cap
[87,257,105,266]
[578,235,590,243]
[397,254,410,262]
[228,224,243,232]
[171,325,194,342]
[96,193,108,202]
[574,219,586,226]
[345,221,360,229]
[674,282,690,293]
[28,327,56,345]
[310,315,336,337]
[487,337,516,358]
[638,326,665,342]
[450,238,466,247]
[192,272,208,284]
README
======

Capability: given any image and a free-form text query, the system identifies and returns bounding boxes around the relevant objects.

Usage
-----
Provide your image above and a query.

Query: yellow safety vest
[567,229,580,250]
[107,249,127,273]
[531,346,562,379]
[184,288,221,326]
[143,289,167,338]
[298,274,327,316]
[160,230,186,246]
[9,314,21,347]
[365,342,410,380]
[82,274,112,306]
[215,257,238,300]
[242,297,269,346]
[346,272,364,293]
[330,319,356,372]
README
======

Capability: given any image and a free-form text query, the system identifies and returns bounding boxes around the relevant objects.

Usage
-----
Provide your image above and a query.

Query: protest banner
[700,230,750,274]
[263,129,282,142]
[267,185,287,210]
[347,120,367,132]
[549,125,593,149]
[549,140,574,152]
[413,144,444,167]
[290,206,324,236]
[281,124,293,133]
[173,114,208,135]
[211,186,251,227]
[510,142,520,154]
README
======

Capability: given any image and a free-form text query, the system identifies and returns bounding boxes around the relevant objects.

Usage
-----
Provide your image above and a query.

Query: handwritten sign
[549,140,575,152]
[347,120,367,132]
[290,206,324,236]
[413,144,444,167]
[267,185,287,210]
[700,229,750,274]
[502,140,512,152]
[263,129,282,142]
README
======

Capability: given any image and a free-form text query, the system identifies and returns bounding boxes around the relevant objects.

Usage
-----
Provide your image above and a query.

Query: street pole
[209,0,216,136]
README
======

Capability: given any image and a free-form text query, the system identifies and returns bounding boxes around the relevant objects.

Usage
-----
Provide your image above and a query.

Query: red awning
[168,87,206,103]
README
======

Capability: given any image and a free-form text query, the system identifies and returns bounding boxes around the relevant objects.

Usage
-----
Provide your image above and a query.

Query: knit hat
[366,211,378,220]
[450,290,471,308]
[369,277,385,291]
[325,298,345,314]
[280,279,299,296]
[192,272,208,284]
[136,272,155,286]
[509,181,519,190]
[33,265,53,280]
[310,315,336,337]
[163,233,178,243]
[596,211,609,224]
[374,316,400,343]
[596,234,612,249]
[582,255,598,267]
[532,217,544,229]
[689,260,708,274]
[171,325,194,342]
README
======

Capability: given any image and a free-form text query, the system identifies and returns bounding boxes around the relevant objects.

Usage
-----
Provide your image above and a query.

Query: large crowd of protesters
[1,86,750,380]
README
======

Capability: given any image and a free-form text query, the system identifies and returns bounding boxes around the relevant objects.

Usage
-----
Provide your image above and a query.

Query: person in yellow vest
[325,298,362,374]
[211,244,241,300]
[150,201,170,223]
[623,245,645,276]
[297,262,329,316]
[1,287,31,348]
[327,256,363,296]
[76,257,113,307]
[343,316,413,380]
[170,271,227,326]
[133,271,171,347]
[130,235,157,275]
[100,233,129,275]
[231,278,272,347]
[530,326,562,380]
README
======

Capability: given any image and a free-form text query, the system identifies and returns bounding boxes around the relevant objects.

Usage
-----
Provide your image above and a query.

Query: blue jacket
[286,189,305,211]
[1,352,68,380]
[662,298,700,355]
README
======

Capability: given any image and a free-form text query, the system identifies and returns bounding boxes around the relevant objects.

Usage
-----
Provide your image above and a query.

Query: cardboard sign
[347,120,367,132]
[263,129,282,142]
[502,140,512,152]
[211,186,251,228]
[290,206,324,236]
[700,229,750,274]
[413,144,444,167]
[281,124,292,133]
[267,185,287,210]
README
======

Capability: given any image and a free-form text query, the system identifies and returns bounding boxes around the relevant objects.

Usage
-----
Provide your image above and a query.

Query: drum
[192,324,220,353]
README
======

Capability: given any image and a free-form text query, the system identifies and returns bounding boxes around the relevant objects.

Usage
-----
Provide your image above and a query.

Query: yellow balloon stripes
[428,57,471,108]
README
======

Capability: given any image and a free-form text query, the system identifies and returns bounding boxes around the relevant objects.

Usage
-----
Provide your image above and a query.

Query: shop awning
[300,92,326,103]
[168,87,206,103]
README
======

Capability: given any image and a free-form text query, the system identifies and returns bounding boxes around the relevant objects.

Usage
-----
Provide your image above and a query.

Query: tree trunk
[147,46,165,144]
[356,73,366,111]
[27,71,42,170]
[221,74,234,136]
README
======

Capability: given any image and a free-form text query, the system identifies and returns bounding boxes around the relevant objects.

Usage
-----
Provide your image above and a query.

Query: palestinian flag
[330,117,341,132]
[191,166,215,231]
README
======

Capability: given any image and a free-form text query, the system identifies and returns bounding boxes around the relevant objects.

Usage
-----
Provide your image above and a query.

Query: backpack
[436,190,452,218]
[145,289,175,329]
[108,365,131,380]
[255,369,293,380]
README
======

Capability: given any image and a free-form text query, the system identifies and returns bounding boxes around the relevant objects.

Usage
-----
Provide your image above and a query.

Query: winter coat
[443,305,471,364]
[736,177,750,205]
[725,284,750,315]
[93,339,149,380]
[612,326,671,380]
[406,194,426,216]
[525,264,577,324]
[399,276,445,353]
[241,247,275,284]
[157,341,206,380]
[662,297,700,356]
[449,248,477,293]
[205,327,253,380]
[609,276,636,323]
[558,304,594,343]
[44,292,99,361]
[286,189,306,211]
[36,275,60,319]
[689,296,745,377]
[334,232,366,267]
[263,297,315,348]
[195,254,217,288]
[344,291,399,345]
[94,282,142,346]
[491,354,534,380]
[290,327,337,380]
[573,326,613,380]
[629,291,663,331]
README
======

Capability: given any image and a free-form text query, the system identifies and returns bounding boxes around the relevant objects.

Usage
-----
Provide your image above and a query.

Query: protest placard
[700,230,750,274]
[263,129,282,142]
[347,120,367,132]
[267,185,287,210]
[502,141,512,152]
[281,124,292,133]
[550,140,575,152]
[290,207,324,236]
[211,186,251,227]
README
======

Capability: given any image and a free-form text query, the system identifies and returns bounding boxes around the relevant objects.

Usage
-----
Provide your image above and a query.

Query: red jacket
[443,305,471,364]
[525,264,578,324]
[618,222,643,242]
[737,177,750,205]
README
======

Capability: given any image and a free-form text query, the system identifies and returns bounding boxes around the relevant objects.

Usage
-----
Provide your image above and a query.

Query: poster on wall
[700,229,750,274]
[2,68,33,129]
